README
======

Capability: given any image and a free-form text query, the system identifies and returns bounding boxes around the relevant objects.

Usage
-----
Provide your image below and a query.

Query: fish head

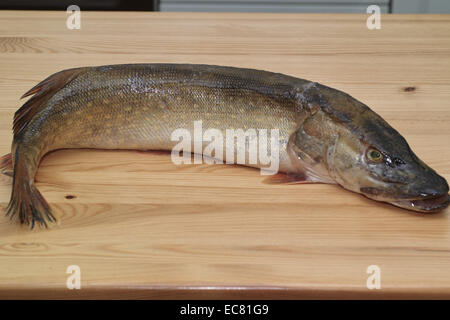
[326,106,449,213]
[295,82,449,213]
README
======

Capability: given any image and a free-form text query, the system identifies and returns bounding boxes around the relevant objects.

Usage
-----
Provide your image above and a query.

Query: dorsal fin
[13,67,88,136]
[0,153,12,177]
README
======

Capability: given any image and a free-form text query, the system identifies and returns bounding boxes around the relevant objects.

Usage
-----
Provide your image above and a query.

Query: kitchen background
[0,0,449,13]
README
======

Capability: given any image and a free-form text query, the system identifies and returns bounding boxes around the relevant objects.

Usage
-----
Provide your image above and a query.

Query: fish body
[0,63,448,227]
[16,64,306,173]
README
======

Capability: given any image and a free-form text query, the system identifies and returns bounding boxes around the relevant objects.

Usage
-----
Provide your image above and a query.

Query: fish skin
[1,63,449,227]
[20,64,307,170]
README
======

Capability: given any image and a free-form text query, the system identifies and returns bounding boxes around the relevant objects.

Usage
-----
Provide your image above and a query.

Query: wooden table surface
[0,11,449,299]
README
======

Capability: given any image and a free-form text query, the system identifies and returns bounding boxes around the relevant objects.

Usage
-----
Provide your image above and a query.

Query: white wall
[392,0,450,13]
[159,0,390,13]
[158,0,450,13]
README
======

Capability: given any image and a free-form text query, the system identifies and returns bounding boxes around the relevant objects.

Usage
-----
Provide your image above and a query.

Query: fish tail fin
[6,147,55,228]
[14,67,87,136]
[3,68,87,227]
[0,153,13,177]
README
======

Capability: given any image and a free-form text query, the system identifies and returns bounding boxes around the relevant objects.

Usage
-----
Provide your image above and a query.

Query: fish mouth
[391,193,450,213]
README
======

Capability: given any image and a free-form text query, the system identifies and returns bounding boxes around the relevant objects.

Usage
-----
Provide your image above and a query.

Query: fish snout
[412,168,449,199]
[393,168,450,213]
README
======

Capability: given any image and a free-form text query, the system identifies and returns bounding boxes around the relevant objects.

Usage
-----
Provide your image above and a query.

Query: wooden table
[0,11,449,299]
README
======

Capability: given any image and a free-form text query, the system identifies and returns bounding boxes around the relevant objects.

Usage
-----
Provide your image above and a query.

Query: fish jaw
[360,183,450,213]
[390,193,450,213]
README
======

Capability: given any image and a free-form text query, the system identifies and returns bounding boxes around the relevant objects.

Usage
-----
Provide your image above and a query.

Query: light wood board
[0,11,449,299]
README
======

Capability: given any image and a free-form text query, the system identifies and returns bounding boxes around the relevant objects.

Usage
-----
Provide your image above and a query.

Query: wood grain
[0,11,449,299]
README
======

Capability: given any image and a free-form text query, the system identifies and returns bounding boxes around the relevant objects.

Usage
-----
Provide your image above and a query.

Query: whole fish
[0,64,449,228]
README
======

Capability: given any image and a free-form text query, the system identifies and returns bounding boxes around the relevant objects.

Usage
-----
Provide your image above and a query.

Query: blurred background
[0,0,450,13]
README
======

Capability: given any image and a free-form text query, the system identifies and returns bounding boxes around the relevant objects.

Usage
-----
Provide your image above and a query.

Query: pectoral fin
[263,172,315,185]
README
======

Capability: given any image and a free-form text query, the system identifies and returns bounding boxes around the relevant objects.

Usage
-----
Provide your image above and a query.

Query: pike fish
[0,64,449,228]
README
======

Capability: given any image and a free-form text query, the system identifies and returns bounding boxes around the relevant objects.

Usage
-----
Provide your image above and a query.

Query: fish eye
[367,148,383,162]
